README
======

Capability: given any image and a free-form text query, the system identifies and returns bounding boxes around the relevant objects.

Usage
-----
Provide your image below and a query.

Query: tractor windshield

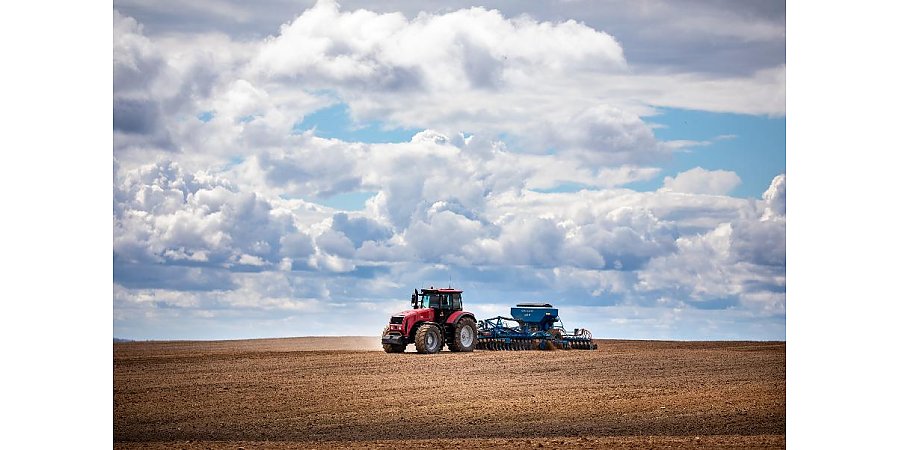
[420,294,451,309]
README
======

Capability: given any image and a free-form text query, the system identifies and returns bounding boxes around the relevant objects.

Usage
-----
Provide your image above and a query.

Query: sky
[113,0,786,340]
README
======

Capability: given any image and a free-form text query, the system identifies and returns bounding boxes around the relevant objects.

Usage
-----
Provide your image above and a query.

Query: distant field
[114,338,785,449]
[114,336,384,353]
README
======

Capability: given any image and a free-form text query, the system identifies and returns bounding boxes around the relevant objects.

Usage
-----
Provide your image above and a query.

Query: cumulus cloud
[542,105,667,165]
[762,174,786,219]
[635,175,786,314]
[247,1,645,165]
[112,2,785,340]
[331,213,392,248]
[114,9,323,168]
[115,161,297,270]
[113,2,781,172]
[253,0,626,87]
[662,167,742,195]
[115,0,785,79]
[730,174,786,269]
[114,157,786,336]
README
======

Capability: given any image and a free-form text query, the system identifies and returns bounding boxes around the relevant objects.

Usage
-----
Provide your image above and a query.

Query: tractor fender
[446,311,476,326]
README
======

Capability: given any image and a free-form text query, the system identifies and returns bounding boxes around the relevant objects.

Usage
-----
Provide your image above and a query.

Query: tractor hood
[391,308,435,324]
[387,308,435,337]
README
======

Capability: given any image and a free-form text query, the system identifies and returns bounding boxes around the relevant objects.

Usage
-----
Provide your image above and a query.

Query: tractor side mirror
[411,292,416,307]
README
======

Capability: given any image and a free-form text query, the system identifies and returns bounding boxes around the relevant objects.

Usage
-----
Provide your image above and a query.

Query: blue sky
[113,0,786,341]
[292,103,419,210]
[294,102,786,202]
[294,103,422,144]
[640,108,786,198]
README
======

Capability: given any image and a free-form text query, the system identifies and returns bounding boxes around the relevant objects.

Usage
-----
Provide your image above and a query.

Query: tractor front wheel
[415,323,443,354]
[383,343,405,353]
[448,317,477,352]
[382,326,405,353]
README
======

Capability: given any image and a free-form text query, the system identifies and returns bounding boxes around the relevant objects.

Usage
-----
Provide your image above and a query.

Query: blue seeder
[476,303,597,350]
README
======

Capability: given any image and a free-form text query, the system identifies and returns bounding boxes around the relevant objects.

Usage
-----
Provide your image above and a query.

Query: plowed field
[114,338,785,449]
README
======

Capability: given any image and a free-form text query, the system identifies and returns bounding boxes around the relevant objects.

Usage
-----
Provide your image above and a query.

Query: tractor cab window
[421,293,457,309]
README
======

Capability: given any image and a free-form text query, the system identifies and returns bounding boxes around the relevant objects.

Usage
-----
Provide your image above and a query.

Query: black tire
[414,323,443,354]
[383,343,404,353]
[382,326,405,353]
[447,317,477,352]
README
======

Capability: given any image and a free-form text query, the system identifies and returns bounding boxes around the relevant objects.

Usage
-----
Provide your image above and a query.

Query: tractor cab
[412,287,462,324]
[412,287,463,311]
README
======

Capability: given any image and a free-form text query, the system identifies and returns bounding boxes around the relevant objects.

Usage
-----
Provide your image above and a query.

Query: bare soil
[114,338,785,449]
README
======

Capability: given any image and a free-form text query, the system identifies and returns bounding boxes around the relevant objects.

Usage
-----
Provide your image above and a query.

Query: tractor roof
[421,287,463,294]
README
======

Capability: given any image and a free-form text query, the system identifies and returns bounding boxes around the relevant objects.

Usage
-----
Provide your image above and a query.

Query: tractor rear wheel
[448,317,477,352]
[415,323,443,354]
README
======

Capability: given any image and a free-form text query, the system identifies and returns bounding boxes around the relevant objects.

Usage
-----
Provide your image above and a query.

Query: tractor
[381,287,477,354]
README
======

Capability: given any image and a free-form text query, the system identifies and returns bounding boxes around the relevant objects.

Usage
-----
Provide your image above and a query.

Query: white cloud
[114,161,306,273]
[635,65,786,116]
[253,0,626,87]
[661,167,742,195]
[115,0,784,79]
[113,2,783,175]
[762,173,786,220]
[637,223,737,300]
[543,105,666,165]
[242,1,782,164]
[634,175,786,313]
[112,2,785,340]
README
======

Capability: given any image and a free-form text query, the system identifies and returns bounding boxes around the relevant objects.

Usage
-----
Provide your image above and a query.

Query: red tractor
[381,287,477,354]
